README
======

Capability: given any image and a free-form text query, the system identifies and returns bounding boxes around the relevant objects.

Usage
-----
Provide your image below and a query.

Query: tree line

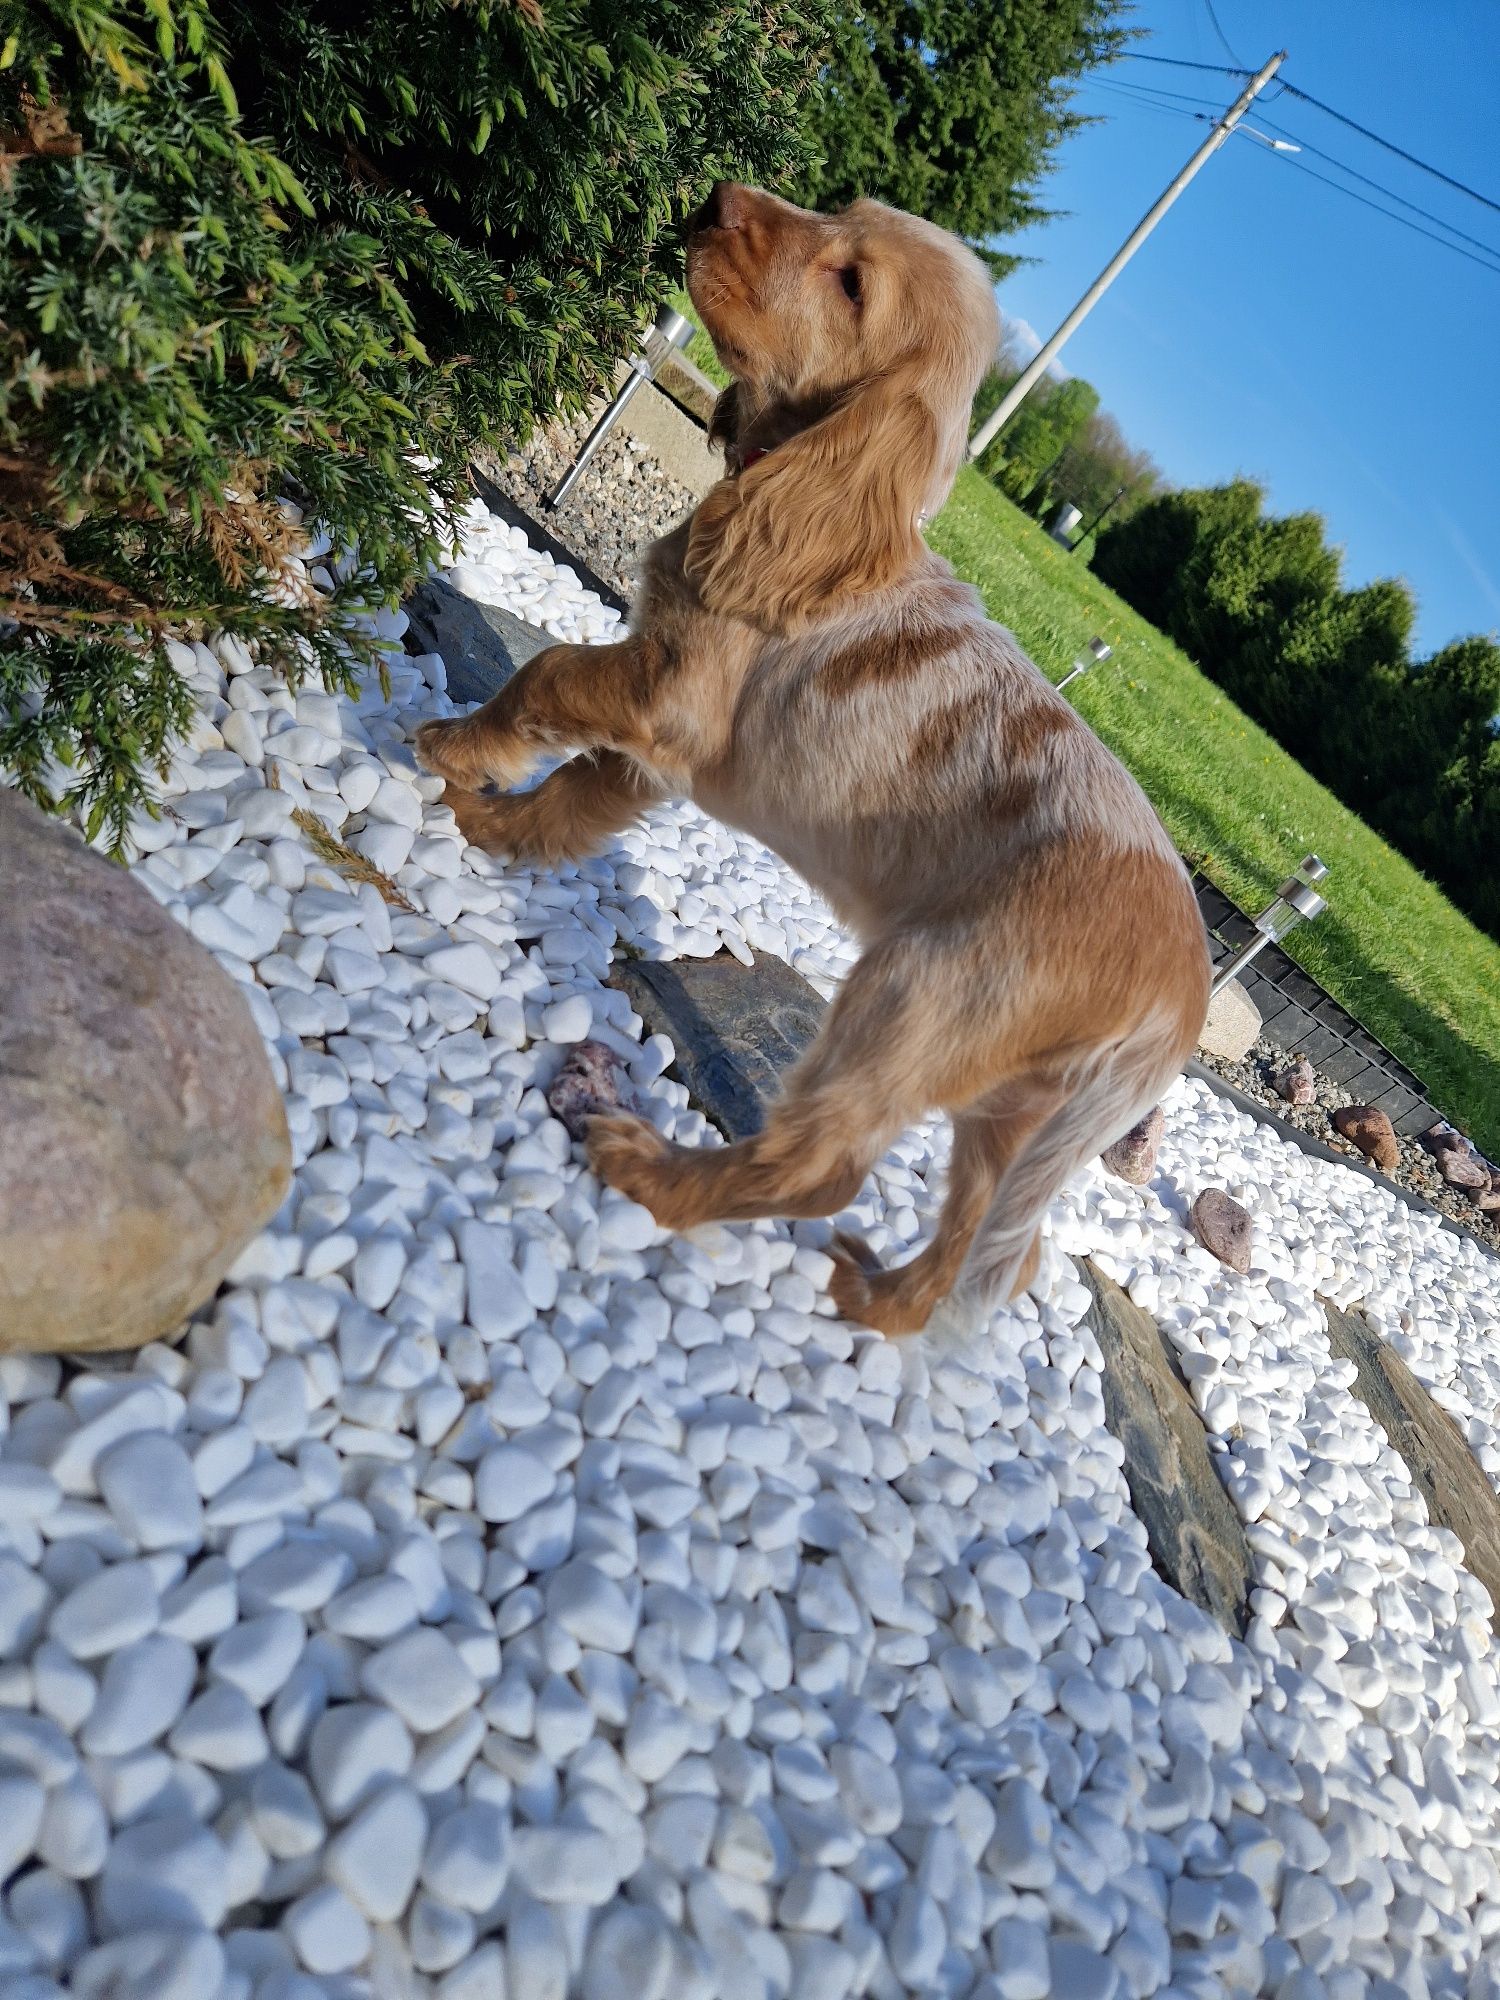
[1092,483,1500,941]
[970,328,1165,545]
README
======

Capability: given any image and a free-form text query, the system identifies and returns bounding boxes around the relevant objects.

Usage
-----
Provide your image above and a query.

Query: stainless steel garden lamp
[1210,854,1328,995]
[545,306,696,510]
[1056,636,1112,693]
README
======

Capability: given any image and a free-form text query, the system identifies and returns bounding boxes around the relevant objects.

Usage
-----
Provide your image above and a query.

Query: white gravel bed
[3,498,1500,2000]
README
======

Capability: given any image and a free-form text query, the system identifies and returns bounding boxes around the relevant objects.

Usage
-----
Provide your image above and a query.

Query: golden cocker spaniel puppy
[416,184,1210,1334]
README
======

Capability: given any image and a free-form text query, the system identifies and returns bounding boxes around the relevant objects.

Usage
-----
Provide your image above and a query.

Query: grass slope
[931,469,1500,1154]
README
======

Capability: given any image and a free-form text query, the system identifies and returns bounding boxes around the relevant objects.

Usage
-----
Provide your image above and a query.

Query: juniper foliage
[1,0,832,848]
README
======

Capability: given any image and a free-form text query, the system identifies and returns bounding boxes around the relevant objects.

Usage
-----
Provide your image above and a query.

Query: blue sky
[991,0,1500,655]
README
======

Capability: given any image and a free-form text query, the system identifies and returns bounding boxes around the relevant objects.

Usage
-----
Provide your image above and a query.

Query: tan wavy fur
[416,184,1210,1334]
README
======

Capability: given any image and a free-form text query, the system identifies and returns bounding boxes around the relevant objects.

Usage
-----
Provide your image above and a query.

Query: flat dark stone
[1338,1061,1394,1103]
[1081,1260,1252,1636]
[1216,915,1259,952]
[1297,1024,1348,1066]
[1316,1005,1361,1043]
[1319,1044,1373,1087]
[1238,971,1288,1023]
[1347,1029,1390,1065]
[1369,1083,1421,1125]
[1282,972,1331,1012]
[405,575,550,707]
[1323,1300,1500,1628]
[611,951,826,1142]
[1194,885,1238,930]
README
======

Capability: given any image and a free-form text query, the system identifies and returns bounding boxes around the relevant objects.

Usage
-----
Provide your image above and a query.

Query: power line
[1119,53,1248,75]
[1113,49,1500,250]
[1157,104,1500,273]
[1079,82,1219,125]
[1267,151,1500,277]
[1120,51,1500,220]
[1278,80,1500,220]
[1086,76,1227,112]
[1090,63,1500,277]
[1252,114,1500,263]
[1200,0,1248,69]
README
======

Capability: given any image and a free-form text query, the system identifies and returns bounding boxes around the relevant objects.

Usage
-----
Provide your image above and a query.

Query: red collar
[739,446,770,472]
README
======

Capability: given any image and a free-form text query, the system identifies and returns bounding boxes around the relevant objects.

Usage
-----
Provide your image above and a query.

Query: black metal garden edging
[1192,872,1441,1138]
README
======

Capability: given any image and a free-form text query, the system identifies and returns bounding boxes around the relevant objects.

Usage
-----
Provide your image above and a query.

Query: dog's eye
[837,265,861,304]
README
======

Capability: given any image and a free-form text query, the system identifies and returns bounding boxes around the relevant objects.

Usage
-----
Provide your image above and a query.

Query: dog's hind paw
[828,1232,932,1338]
[585,1113,672,1207]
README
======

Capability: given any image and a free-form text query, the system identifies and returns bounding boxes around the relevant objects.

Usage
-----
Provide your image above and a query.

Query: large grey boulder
[0,790,290,1353]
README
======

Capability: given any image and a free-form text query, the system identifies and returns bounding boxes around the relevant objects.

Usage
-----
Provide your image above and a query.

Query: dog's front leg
[414,635,658,793]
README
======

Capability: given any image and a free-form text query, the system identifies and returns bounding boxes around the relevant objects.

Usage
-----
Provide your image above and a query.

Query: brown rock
[0,790,290,1353]
[1274,1057,1316,1107]
[1473,1185,1500,1214]
[1101,1106,1165,1185]
[1422,1122,1466,1158]
[1189,1190,1253,1275]
[1439,1145,1490,1191]
[546,1039,635,1141]
[1331,1104,1399,1174]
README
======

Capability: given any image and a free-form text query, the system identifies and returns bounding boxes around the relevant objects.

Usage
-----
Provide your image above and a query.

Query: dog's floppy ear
[685,380,939,631]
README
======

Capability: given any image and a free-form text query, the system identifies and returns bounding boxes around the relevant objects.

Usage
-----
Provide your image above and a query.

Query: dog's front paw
[414,716,491,789]
[585,1113,672,1211]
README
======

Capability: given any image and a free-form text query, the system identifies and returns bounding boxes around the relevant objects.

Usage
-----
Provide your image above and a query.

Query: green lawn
[663,289,1500,1149]
[669,288,731,390]
[931,470,1500,1155]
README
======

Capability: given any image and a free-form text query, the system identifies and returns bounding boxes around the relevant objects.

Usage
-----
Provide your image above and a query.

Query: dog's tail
[956,1008,1185,1308]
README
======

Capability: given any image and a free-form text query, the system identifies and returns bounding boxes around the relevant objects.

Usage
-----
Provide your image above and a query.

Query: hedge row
[1,0,834,845]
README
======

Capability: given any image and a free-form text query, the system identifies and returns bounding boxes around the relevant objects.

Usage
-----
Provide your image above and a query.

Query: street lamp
[547,305,696,510]
[1056,637,1113,693]
[1234,124,1301,153]
[1210,854,1328,995]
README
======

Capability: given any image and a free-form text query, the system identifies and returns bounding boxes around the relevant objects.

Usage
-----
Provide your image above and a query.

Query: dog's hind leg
[955,1013,1186,1307]
[827,1077,1061,1337]
[586,938,939,1232]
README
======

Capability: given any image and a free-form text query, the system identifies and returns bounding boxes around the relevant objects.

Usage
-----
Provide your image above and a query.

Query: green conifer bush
[1,0,832,846]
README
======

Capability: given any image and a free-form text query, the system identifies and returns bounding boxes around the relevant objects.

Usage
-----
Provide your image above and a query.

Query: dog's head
[684,184,1000,629]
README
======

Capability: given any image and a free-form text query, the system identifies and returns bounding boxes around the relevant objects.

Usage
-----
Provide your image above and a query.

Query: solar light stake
[1056,637,1113,693]
[1210,854,1328,996]
[546,306,695,510]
